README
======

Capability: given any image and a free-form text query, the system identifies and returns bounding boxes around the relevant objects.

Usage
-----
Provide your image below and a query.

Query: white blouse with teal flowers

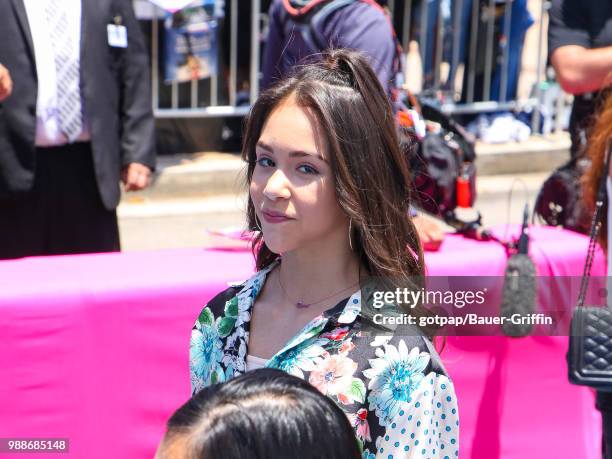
[190,261,459,458]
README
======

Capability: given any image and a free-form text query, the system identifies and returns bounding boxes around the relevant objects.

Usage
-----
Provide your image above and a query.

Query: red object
[397,110,414,128]
[456,174,471,208]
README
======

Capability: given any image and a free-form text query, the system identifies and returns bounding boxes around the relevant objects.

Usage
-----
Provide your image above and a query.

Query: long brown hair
[241,49,424,281]
[583,92,612,251]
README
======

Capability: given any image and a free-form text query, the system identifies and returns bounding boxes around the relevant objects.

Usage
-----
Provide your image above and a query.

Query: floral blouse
[190,261,460,458]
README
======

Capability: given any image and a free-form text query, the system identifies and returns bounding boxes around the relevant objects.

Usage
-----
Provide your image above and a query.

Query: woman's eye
[298,164,319,175]
[256,157,274,168]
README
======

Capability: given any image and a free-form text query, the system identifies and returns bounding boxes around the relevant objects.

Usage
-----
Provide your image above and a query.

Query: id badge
[107,24,128,48]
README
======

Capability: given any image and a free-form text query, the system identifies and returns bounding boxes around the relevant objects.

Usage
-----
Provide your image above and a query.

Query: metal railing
[135,0,256,117]
[396,0,551,135]
[135,0,562,134]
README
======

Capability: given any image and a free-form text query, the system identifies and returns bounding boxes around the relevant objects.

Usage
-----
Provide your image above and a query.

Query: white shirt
[23,0,90,146]
[245,355,267,372]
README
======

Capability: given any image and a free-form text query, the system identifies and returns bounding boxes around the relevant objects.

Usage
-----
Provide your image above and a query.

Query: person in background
[583,92,612,459]
[190,49,459,458]
[261,0,397,95]
[0,0,156,259]
[549,0,612,159]
[156,368,361,459]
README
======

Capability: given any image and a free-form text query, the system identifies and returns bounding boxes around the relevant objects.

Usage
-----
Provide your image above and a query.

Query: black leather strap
[578,141,612,308]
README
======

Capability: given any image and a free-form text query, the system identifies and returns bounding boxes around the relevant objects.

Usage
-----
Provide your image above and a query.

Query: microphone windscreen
[500,254,537,337]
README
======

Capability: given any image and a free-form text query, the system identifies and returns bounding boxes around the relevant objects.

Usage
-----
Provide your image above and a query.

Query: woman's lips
[261,210,293,224]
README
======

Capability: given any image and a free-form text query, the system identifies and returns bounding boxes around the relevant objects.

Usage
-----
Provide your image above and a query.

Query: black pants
[599,392,612,459]
[0,143,120,259]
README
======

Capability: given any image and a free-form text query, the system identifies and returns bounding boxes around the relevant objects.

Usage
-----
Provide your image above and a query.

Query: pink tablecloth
[0,226,605,458]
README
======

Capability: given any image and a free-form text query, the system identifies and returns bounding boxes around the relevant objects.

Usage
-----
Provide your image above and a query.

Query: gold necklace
[276,267,360,309]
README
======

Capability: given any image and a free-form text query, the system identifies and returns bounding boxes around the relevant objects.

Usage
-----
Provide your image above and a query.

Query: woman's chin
[262,237,295,255]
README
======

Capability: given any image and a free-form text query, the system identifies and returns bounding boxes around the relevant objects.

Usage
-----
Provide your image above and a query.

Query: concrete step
[476,171,548,197]
[475,132,569,175]
[118,193,247,219]
[123,152,245,201]
[121,134,567,203]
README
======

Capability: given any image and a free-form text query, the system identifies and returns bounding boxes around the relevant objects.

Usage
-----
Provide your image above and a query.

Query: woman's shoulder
[194,264,275,326]
[197,284,245,319]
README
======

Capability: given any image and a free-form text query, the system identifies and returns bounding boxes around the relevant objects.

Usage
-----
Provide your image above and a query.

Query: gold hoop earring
[348,218,354,251]
[254,216,263,233]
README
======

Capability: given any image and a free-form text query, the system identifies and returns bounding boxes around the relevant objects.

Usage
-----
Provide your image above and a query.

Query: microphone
[500,203,537,337]
[517,203,530,254]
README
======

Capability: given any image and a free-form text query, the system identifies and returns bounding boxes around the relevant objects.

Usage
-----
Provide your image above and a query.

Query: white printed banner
[147,0,197,13]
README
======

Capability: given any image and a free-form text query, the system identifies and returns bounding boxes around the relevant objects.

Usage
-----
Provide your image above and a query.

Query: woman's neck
[278,243,361,304]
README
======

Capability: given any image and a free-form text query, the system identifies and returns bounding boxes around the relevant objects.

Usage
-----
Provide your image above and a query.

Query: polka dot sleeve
[373,372,459,459]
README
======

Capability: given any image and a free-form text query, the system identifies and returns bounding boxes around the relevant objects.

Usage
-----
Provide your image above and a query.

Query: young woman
[157,368,361,459]
[189,49,459,458]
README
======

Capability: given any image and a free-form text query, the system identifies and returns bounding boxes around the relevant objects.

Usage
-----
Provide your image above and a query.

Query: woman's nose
[263,169,291,201]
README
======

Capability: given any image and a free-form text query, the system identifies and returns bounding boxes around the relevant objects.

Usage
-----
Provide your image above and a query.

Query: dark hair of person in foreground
[156,368,361,459]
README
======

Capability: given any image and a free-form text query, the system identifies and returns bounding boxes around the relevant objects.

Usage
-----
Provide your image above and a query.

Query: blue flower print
[268,338,329,378]
[190,309,225,392]
[363,339,430,426]
[361,449,375,459]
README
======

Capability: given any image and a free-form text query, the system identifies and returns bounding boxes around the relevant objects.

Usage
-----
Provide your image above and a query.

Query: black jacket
[0,0,156,210]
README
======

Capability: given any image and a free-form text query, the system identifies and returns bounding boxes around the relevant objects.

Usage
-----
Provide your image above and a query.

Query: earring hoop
[348,218,354,251]
[254,216,263,233]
